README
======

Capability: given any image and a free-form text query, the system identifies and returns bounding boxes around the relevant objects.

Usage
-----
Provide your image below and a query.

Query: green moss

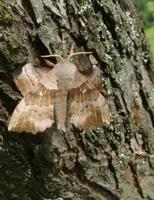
[145,26,154,58]
[0,0,14,25]
[8,34,22,49]
[1,36,26,70]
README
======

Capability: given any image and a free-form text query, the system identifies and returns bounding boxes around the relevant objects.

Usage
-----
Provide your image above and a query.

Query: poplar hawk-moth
[8,45,110,134]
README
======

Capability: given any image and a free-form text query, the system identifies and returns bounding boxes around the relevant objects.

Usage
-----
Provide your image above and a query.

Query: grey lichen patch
[124,11,139,43]
[0,0,14,25]
[103,78,112,96]
[77,1,106,44]
[78,0,93,17]
[95,0,112,10]
[105,117,125,148]
[124,116,144,149]
[77,0,126,80]
[93,1,139,57]
[118,145,131,165]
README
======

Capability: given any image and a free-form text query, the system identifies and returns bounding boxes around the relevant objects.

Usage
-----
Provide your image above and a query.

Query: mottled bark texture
[0,0,154,199]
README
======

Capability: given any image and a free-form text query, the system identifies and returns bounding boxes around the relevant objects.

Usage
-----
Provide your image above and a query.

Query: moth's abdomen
[54,90,68,132]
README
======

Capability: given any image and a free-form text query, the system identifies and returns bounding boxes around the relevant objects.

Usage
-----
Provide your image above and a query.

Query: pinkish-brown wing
[8,66,58,134]
[8,85,57,134]
[68,71,110,130]
[14,63,51,95]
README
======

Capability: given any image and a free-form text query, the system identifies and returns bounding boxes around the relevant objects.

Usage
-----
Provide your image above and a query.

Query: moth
[8,45,110,134]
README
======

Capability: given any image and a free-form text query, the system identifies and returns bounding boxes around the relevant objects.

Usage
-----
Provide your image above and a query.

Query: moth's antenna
[67,43,93,59]
[69,43,75,56]
[68,52,93,59]
[41,54,64,61]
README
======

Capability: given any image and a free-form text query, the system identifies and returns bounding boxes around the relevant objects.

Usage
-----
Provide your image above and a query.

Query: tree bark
[0,0,154,199]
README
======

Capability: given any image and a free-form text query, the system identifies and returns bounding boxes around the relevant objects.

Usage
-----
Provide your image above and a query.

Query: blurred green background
[135,0,154,58]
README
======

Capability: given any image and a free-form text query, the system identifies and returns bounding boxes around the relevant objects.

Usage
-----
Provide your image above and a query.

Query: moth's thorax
[54,60,77,89]
[55,59,76,71]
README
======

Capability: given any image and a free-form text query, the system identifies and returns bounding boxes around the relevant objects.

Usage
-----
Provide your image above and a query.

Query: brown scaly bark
[0,0,154,199]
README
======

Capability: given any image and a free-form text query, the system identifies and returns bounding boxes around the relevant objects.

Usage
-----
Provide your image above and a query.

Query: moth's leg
[44,58,55,67]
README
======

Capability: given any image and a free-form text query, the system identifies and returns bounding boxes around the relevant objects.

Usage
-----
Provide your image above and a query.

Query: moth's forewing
[68,69,110,130]
[14,63,51,95]
[8,65,58,134]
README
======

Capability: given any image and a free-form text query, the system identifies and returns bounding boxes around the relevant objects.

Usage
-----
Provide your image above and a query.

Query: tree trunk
[0,0,154,199]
